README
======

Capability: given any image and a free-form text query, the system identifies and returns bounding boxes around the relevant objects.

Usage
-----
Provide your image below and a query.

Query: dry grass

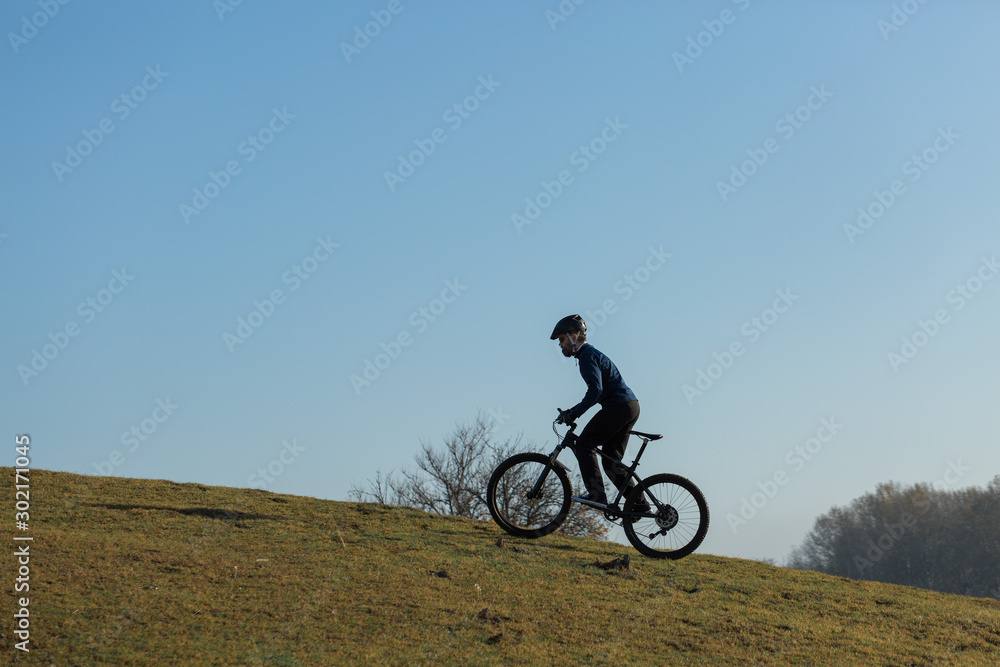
[2,468,999,665]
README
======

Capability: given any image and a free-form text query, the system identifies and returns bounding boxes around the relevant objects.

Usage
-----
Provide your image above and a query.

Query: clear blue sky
[3,1,999,563]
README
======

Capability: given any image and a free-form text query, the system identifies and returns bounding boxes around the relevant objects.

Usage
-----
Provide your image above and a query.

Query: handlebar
[552,417,577,440]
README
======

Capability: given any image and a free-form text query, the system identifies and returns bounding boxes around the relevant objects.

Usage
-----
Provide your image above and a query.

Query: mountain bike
[486,417,709,559]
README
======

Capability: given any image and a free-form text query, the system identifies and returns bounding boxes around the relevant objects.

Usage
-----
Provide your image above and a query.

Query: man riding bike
[550,314,647,512]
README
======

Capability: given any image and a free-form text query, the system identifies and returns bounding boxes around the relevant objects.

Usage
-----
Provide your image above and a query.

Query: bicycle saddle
[629,430,662,440]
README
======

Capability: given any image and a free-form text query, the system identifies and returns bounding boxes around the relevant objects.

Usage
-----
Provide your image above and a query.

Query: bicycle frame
[528,419,661,518]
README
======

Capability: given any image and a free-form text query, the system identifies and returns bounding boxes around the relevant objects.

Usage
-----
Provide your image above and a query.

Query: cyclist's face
[558,334,576,357]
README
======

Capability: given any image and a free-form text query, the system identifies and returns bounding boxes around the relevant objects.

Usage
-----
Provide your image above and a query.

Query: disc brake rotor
[655,505,679,531]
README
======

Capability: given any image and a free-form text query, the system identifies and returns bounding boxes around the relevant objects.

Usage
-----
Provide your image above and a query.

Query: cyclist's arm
[567,353,602,419]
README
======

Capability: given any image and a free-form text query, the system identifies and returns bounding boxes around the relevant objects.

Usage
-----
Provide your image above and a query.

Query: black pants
[570,400,640,502]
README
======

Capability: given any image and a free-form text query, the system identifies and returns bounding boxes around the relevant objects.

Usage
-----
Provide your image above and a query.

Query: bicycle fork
[527,443,569,500]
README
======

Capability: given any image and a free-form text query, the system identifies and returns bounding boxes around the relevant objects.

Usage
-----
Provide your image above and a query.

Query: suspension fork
[527,443,569,499]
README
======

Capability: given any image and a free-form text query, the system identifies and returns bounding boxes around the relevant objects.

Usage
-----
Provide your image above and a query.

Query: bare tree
[349,411,608,539]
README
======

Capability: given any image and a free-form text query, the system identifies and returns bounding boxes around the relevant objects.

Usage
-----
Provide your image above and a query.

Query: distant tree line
[349,412,608,540]
[787,475,1000,599]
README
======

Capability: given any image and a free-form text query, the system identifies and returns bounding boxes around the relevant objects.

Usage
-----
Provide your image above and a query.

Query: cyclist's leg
[600,400,640,499]
[571,410,614,502]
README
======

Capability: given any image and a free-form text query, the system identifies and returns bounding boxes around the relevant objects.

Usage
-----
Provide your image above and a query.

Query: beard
[561,345,574,357]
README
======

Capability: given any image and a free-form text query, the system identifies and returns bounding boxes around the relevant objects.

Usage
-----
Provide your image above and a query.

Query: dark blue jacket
[568,343,637,419]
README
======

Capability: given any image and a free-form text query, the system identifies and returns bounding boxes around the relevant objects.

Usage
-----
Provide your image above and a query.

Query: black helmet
[550,314,586,340]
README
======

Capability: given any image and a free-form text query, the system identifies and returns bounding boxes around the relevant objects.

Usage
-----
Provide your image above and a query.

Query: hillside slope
[3,469,999,665]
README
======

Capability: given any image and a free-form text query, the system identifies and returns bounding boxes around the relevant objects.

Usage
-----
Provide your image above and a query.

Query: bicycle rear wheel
[487,453,572,538]
[623,473,709,559]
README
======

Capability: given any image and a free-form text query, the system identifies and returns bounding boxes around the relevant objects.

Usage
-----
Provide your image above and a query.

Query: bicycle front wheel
[487,453,572,539]
[623,473,709,559]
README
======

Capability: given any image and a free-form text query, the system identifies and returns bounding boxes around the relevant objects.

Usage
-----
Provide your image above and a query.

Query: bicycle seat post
[628,434,651,470]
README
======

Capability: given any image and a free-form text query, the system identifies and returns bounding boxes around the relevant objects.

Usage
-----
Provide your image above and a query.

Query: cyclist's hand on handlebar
[556,409,574,425]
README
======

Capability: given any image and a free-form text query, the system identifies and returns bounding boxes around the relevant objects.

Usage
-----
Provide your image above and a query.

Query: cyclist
[550,314,646,511]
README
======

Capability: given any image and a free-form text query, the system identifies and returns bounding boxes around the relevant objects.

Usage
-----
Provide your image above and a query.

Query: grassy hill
[3,469,999,665]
